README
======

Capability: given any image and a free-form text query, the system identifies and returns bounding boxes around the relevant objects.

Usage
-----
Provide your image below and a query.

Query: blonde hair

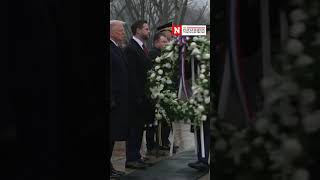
[110,20,125,32]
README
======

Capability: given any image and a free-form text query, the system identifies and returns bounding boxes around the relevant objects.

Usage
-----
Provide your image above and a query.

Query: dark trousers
[161,122,171,146]
[109,141,115,169]
[146,125,157,151]
[196,120,210,163]
[126,127,144,162]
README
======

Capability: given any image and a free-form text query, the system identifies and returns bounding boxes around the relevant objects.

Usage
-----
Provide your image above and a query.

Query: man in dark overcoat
[109,20,129,178]
[124,20,153,169]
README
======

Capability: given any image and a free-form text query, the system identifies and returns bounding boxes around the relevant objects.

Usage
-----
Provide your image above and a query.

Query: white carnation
[199,74,205,79]
[291,168,309,180]
[165,63,171,68]
[189,42,197,49]
[159,93,164,99]
[198,105,205,112]
[155,57,161,63]
[198,87,204,92]
[286,39,304,55]
[150,73,156,78]
[290,22,306,37]
[282,138,303,159]
[201,64,206,69]
[189,99,195,104]
[204,97,210,104]
[202,79,208,83]
[201,115,207,121]
[165,45,173,51]
[290,9,308,22]
[155,65,160,70]
[191,48,201,55]
[202,53,210,59]
[204,90,209,96]
[151,94,156,99]
[255,118,269,134]
[156,76,161,81]
[166,79,172,84]
[252,137,264,146]
[279,81,299,95]
[155,113,162,120]
[201,69,206,73]
[295,54,314,67]
[261,77,276,89]
[196,55,201,60]
[266,90,284,105]
[197,96,203,102]
[158,69,163,75]
[159,84,164,90]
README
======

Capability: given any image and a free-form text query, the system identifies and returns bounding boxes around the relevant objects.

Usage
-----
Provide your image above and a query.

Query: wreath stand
[169,47,205,158]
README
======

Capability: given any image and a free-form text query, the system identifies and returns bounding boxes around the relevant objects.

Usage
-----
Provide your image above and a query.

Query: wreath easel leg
[194,125,198,155]
[200,121,205,158]
[169,122,175,156]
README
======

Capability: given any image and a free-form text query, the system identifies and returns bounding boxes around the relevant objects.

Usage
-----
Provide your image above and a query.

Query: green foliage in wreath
[147,36,210,126]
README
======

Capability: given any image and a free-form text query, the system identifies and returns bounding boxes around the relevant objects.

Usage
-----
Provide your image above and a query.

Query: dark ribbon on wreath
[176,36,192,100]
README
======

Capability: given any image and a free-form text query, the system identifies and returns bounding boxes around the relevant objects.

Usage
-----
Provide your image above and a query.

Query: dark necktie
[142,44,148,56]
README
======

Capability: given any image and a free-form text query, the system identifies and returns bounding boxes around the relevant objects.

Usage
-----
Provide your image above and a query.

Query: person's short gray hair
[110,20,125,32]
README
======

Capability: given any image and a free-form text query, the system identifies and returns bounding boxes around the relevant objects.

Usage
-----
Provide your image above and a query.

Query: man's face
[156,36,169,49]
[162,31,172,41]
[137,23,150,40]
[112,24,125,43]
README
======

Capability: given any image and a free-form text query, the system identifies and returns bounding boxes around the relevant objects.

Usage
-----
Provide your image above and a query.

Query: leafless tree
[109,0,208,47]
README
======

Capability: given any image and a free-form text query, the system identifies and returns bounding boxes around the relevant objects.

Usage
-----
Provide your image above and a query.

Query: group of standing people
[109,19,210,179]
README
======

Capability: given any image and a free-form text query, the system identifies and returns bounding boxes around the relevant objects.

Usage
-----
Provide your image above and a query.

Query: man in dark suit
[188,26,211,172]
[156,22,173,41]
[146,32,169,157]
[124,20,153,169]
[154,23,179,152]
[109,20,128,178]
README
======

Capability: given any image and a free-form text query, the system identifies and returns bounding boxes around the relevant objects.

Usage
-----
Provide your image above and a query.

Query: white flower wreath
[147,36,210,126]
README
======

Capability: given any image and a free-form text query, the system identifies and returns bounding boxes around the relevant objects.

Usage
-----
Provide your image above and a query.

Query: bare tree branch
[112,3,126,19]
[179,0,188,24]
[194,1,208,23]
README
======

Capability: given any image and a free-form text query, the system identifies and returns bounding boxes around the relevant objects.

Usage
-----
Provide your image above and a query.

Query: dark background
[4,0,108,179]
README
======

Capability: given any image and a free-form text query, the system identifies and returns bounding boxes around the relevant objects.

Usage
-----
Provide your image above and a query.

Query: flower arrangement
[212,1,320,180]
[147,36,210,126]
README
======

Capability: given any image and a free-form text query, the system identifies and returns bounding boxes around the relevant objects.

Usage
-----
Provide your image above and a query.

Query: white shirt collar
[110,39,118,47]
[133,36,144,49]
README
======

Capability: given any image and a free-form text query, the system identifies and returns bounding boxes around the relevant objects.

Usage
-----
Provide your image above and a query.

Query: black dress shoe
[159,145,170,151]
[110,170,121,179]
[125,161,148,169]
[147,149,167,157]
[188,161,209,172]
[112,168,126,176]
[141,156,150,161]
[139,159,154,166]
